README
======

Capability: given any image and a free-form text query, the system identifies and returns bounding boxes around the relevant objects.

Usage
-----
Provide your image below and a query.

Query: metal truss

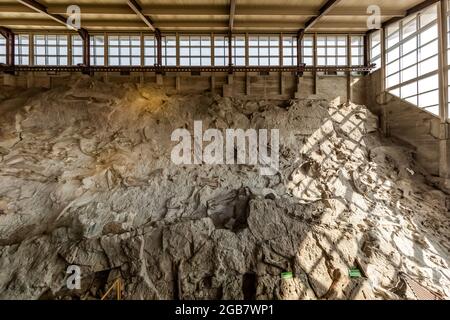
[0,64,375,74]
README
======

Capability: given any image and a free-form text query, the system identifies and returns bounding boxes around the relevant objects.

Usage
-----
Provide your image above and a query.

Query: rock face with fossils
[0,77,449,300]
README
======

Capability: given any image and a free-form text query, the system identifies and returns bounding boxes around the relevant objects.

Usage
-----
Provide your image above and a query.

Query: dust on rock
[0,77,448,300]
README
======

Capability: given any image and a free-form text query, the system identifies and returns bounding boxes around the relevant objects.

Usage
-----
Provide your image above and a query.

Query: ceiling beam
[0,3,404,17]
[0,18,372,31]
[126,0,156,32]
[302,0,343,32]
[15,0,77,30]
[229,0,236,30]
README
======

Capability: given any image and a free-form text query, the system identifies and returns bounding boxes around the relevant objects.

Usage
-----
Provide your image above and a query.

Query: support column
[104,33,108,67]
[29,32,34,66]
[176,74,181,91]
[438,0,448,121]
[227,74,234,85]
[280,72,284,95]
[155,28,162,67]
[176,32,180,67]
[67,33,73,66]
[211,75,215,95]
[27,72,35,88]
[228,30,233,74]
[246,74,251,95]
[363,32,370,75]
[380,28,386,95]
[346,34,352,103]
[438,0,450,184]
[78,29,90,67]
[223,73,233,97]
[380,27,389,136]
[297,30,304,69]
[296,29,304,94]
[156,73,163,85]
[0,27,15,66]
[140,32,145,67]
[313,33,317,95]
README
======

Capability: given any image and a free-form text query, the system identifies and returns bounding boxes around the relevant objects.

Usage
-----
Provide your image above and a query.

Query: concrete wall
[363,69,450,187]
[2,71,365,104]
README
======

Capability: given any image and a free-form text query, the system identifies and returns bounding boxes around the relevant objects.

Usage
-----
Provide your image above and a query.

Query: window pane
[401,82,417,98]
[402,36,417,54]
[386,73,400,88]
[401,65,417,82]
[419,55,438,75]
[419,40,438,61]
[403,18,417,38]
[401,51,417,69]
[420,4,437,27]
[418,74,438,93]
[418,90,439,107]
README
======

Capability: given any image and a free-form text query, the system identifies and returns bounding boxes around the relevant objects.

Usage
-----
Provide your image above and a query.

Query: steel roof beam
[127,0,156,32]
[302,0,343,32]
[229,0,236,31]
[16,0,76,30]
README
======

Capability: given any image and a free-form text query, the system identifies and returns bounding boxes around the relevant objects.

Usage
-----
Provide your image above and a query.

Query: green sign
[348,268,362,278]
[281,272,293,279]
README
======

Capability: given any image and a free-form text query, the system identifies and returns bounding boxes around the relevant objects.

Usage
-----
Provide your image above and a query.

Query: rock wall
[0,77,448,300]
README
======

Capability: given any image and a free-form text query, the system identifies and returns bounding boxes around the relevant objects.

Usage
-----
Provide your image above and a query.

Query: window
[282,35,297,66]
[143,35,177,66]
[302,36,314,66]
[248,35,279,66]
[281,35,313,66]
[351,36,364,66]
[34,35,68,65]
[317,35,347,69]
[161,35,176,66]
[385,3,439,115]
[143,35,156,66]
[90,35,105,66]
[108,35,140,66]
[369,30,381,71]
[72,35,83,65]
[179,35,211,66]
[14,34,29,65]
[0,36,5,64]
[213,35,245,66]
